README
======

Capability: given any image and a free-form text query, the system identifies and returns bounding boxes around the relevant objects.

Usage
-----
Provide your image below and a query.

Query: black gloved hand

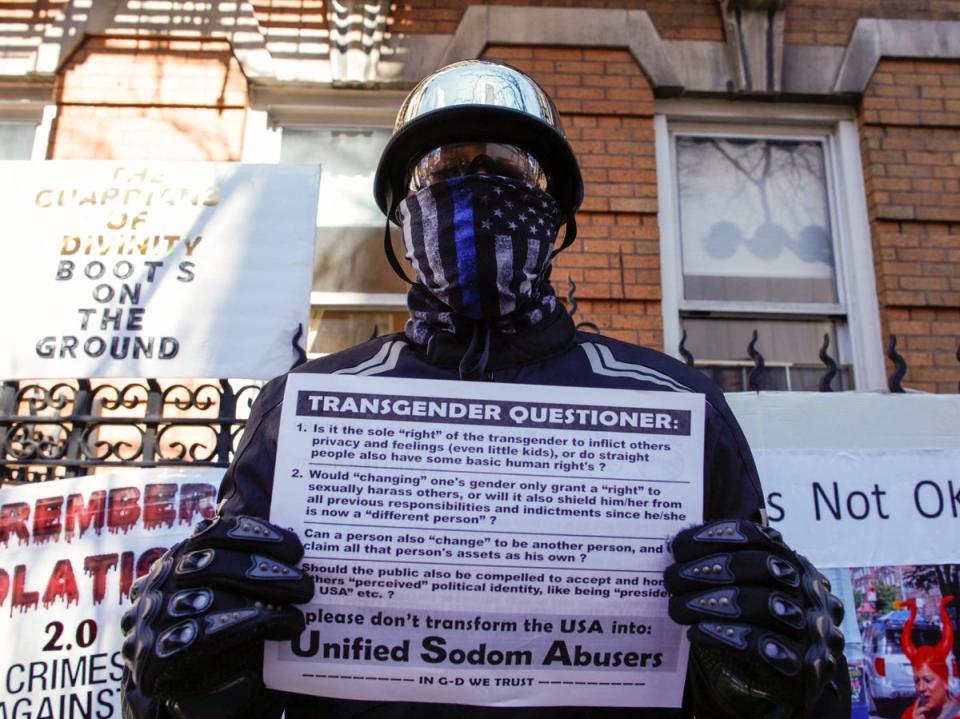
[664,519,847,717]
[120,515,314,719]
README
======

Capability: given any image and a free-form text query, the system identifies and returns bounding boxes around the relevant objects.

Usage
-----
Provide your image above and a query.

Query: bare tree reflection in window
[676,137,837,305]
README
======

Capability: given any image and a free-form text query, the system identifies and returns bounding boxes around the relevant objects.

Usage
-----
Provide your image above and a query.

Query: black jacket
[216,309,781,718]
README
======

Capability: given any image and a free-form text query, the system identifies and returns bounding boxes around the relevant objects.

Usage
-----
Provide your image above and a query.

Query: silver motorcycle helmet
[374,60,583,226]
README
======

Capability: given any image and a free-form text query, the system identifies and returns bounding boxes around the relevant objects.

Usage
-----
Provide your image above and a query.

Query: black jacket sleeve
[701,393,766,524]
[217,375,288,519]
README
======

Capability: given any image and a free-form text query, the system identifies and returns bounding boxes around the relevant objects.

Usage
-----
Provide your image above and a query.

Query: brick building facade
[1,0,958,393]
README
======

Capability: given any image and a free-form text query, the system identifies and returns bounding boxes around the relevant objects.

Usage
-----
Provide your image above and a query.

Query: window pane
[682,317,840,364]
[307,308,408,355]
[281,127,407,294]
[0,122,37,160]
[676,136,838,304]
[681,317,852,391]
[281,127,387,227]
[313,226,407,293]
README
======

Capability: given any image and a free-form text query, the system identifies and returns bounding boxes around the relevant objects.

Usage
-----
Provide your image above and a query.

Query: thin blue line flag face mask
[396,174,562,320]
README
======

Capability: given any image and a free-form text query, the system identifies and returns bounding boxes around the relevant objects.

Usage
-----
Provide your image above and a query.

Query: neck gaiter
[396,174,563,347]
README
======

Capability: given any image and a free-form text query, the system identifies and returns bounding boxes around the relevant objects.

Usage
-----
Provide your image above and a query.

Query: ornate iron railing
[565,278,853,392]
[0,378,263,484]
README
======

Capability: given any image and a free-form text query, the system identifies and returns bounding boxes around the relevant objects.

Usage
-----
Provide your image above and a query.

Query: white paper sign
[0,468,222,719]
[265,374,705,708]
[0,162,319,380]
[756,448,960,568]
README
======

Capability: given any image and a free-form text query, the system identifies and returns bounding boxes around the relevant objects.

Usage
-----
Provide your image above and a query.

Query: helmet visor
[409,142,547,192]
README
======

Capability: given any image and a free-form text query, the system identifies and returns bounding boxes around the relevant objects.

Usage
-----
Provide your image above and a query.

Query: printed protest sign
[0,468,221,719]
[0,162,318,380]
[755,449,960,719]
[265,374,705,708]
[727,395,960,719]
[756,449,960,569]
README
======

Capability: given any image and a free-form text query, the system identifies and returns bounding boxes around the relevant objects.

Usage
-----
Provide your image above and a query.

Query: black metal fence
[565,279,959,394]
[565,279,855,393]
[0,379,262,484]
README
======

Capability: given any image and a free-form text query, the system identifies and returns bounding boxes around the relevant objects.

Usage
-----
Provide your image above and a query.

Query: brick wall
[49,36,247,161]
[19,0,960,51]
[392,0,960,46]
[860,59,960,392]
[392,0,723,42]
[786,1,960,46]
[884,307,960,390]
[481,45,662,348]
[252,1,326,32]
[0,0,66,25]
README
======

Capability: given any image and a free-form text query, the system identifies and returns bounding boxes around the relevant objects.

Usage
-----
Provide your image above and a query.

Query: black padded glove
[120,515,314,719]
[664,519,848,718]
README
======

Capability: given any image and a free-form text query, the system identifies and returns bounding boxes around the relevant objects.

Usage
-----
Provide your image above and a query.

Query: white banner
[756,448,960,568]
[264,374,705,708]
[0,468,221,719]
[0,162,319,380]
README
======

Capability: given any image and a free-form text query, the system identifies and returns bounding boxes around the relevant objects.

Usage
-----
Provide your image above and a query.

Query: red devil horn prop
[934,595,955,661]
[901,597,920,663]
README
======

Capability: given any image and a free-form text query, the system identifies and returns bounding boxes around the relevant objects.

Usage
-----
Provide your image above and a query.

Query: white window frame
[241,90,409,354]
[654,100,886,391]
[0,97,56,161]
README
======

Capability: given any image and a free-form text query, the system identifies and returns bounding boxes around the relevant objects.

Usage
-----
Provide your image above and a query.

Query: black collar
[421,303,576,372]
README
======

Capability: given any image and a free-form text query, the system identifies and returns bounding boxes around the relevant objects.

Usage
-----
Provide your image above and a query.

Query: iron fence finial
[818,333,838,392]
[886,334,907,393]
[679,329,695,367]
[747,330,765,392]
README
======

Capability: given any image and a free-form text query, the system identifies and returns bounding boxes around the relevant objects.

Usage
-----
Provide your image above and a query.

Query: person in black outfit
[121,60,850,719]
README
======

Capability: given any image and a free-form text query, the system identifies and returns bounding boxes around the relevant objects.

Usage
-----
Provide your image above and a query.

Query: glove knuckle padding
[665,520,847,708]
[120,515,314,701]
